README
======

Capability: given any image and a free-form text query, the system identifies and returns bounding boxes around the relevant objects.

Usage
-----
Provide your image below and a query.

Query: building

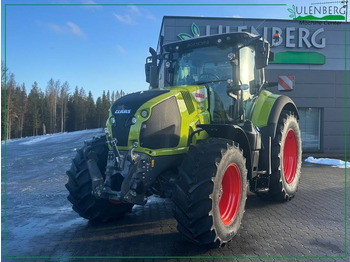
[157,16,349,153]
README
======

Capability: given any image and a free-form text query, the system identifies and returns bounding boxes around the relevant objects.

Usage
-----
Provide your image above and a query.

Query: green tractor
[66,32,302,247]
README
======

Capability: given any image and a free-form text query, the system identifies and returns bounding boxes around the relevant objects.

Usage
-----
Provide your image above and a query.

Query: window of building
[298,107,322,152]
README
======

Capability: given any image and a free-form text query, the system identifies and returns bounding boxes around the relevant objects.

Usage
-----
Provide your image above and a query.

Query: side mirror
[255,41,270,69]
[145,56,152,83]
[145,47,158,89]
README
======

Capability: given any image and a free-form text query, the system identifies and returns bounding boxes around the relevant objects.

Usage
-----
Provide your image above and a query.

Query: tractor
[66,32,302,247]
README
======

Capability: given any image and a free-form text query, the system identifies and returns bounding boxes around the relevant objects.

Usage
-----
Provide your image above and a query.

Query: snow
[304,156,350,168]
[2,129,104,146]
[2,128,105,183]
[19,136,51,145]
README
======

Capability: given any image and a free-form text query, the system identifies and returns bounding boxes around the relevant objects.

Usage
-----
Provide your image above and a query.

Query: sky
[0,0,342,100]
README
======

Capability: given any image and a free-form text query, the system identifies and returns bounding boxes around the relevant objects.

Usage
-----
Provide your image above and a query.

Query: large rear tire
[65,136,133,222]
[269,111,302,201]
[173,138,247,247]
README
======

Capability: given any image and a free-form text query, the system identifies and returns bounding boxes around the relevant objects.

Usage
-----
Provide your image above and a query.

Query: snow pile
[19,136,50,145]
[305,156,350,168]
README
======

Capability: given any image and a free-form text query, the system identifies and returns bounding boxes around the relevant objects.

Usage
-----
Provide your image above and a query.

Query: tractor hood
[107,85,210,156]
[110,90,170,147]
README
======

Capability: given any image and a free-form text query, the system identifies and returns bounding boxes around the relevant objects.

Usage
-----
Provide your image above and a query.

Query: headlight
[131,117,137,124]
[141,109,149,118]
[110,116,116,124]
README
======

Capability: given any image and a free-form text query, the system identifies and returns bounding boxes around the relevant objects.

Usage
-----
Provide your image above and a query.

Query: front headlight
[110,116,116,124]
[131,117,137,124]
[141,109,149,118]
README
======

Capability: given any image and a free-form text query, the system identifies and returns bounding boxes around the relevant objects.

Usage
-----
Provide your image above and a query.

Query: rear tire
[173,138,247,247]
[65,136,133,222]
[269,111,302,201]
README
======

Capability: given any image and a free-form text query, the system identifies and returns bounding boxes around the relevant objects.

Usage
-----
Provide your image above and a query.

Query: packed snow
[305,156,350,168]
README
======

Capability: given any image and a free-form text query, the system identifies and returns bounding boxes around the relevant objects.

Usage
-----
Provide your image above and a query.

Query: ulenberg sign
[288,4,346,21]
[178,24,326,49]
[178,23,327,65]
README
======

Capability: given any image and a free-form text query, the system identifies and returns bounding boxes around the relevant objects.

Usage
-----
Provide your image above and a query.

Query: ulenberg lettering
[204,25,326,49]
[115,109,131,114]
[295,5,346,15]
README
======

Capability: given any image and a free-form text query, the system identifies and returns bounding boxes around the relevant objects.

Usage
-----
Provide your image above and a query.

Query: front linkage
[87,128,152,205]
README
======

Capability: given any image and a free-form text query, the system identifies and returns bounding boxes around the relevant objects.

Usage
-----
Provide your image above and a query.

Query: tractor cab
[146,32,271,125]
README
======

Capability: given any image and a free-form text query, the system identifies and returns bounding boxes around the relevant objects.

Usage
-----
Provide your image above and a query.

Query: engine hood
[111,90,170,116]
[110,90,170,146]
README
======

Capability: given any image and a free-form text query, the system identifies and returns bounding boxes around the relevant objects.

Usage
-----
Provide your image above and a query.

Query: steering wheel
[198,72,220,82]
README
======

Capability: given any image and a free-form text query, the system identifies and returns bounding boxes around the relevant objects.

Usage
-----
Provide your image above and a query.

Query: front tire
[173,138,247,247]
[269,111,302,201]
[65,136,133,222]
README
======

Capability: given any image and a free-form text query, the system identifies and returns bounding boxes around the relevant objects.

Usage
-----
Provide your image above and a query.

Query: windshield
[172,46,233,86]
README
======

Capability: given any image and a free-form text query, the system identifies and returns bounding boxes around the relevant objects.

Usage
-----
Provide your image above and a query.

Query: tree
[5,73,16,140]
[1,62,129,139]
[59,81,69,132]
[26,82,41,136]
[14,83,27,138]
[1,63,8,140]
[86,91,97,129]
[95,96,103,128]
[46,78,59,133]
[101,91,111,126]
[79,87,87,129]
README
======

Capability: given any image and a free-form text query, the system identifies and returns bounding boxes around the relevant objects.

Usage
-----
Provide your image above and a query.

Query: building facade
[158,16,349,153]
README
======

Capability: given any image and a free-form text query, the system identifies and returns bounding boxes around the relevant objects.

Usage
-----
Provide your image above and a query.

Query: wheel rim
[219,164,242,225]
[283,129,298,184]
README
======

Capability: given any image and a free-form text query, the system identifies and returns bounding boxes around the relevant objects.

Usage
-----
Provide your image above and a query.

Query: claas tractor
[66,32,302,247]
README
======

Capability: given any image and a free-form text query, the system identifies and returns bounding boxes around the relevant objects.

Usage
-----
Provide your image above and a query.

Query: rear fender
[256,93,299,175]
[251,90,299,139]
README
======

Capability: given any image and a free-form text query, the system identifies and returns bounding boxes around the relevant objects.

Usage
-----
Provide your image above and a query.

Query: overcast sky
[0,0,341,99]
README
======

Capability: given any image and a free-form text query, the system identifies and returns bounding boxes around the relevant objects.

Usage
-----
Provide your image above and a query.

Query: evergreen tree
[59,81,69,132]
[95,96,103,128]
[1,63,8,140]
[5,73,16,140]
[86,91,97,129]
[26,82,41,136]
[1,62,129,139]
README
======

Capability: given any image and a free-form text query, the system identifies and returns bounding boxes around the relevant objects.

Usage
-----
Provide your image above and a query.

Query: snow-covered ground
[1,129,105,179]
[305,156,350,168]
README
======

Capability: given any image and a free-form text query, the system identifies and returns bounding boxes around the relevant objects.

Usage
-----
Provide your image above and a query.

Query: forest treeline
[1,64,126,140]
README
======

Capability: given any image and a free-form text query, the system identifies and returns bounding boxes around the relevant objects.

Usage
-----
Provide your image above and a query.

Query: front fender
[197,124,253,180]
[251,90,299,139]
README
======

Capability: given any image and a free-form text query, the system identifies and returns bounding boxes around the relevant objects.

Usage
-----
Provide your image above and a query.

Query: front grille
[140,96,181,149]
[112,115,132,146]
[111,90,170,146]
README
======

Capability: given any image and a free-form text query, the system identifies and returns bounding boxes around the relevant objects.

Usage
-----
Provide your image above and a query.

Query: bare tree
[59,81,69,132]
[46,78,60,133]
